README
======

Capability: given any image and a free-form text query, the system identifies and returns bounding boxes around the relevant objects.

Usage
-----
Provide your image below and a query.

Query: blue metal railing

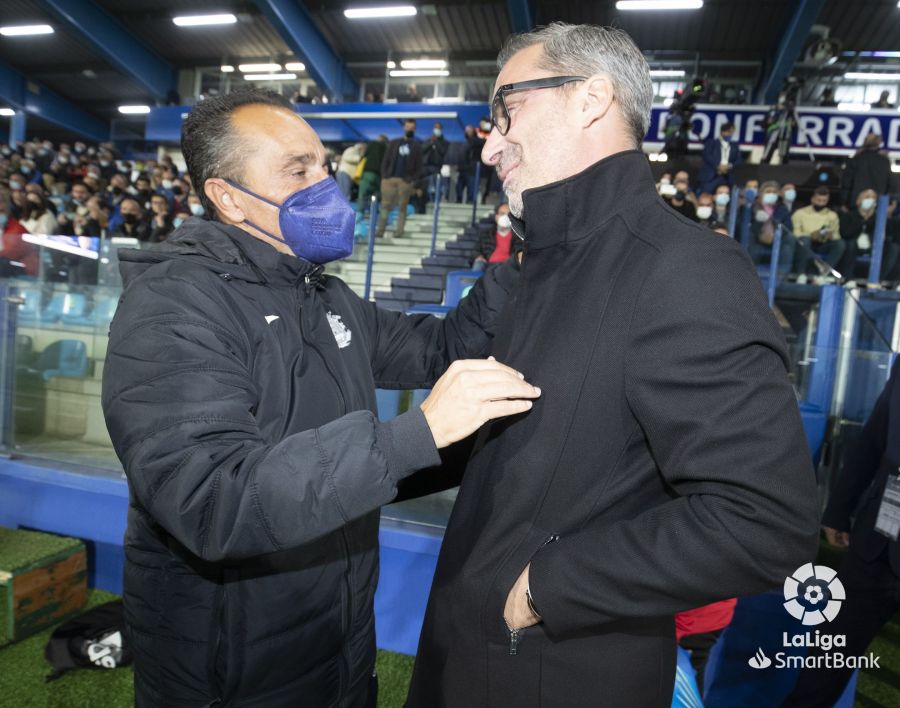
[362,196,380,301]
[430,175,443,258]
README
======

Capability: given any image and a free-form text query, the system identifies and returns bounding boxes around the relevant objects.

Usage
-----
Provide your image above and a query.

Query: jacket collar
[117,218,324,289]
[513,149,657,249]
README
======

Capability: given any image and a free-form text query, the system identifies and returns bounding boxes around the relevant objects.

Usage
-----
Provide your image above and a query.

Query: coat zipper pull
[508,627,520,656]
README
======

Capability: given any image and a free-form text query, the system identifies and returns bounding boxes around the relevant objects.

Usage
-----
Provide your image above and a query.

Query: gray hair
[497,23,653,147]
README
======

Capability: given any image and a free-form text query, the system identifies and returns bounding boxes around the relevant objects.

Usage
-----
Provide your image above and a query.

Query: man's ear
[204,178,244,223]
[580,74,615,129]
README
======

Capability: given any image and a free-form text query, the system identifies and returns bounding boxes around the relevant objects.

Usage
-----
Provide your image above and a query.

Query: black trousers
[782,547,900,707]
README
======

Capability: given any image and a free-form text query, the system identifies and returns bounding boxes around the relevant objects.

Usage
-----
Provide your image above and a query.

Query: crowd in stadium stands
[656,128,900,284]
[1,120,899,286]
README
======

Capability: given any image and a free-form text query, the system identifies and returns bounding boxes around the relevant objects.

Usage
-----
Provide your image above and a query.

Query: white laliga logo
[783,563,845,626]
[327,311,352,349]
[748,647,772,669]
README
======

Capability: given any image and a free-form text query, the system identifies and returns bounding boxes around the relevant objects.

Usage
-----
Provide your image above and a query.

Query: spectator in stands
[113,197,150,241]
[749,180,794,271]
[455,125,482,203]
[357,135,388,215]
[713,184,731,223]
[665,177,697,221]
[0,189,38,277]
[65,181,92,213]
[792,185,844,276]
[107,173,129,209]
[77,195,107,237]
[841,132,890,209]
[422,122,449,203]
[873,90,894,109]
[696,192,715,226]
[148,192,174,242]
[698,122,741,194]
[472,202,518,271]
[20,191,58,236]
[784,356,900,708]
[819,87,837,107]
[780,182,798,213]
[336,142,365,200]
[134,176,153,210]
[98,149,116,180]
[401,83,422,102]
[186,192,205,218]
[376,118,423,239]
[741,177,759,205]
[838,188,900,282]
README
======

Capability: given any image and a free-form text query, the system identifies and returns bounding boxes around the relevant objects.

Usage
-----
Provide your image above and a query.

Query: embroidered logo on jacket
[327,311,352,349]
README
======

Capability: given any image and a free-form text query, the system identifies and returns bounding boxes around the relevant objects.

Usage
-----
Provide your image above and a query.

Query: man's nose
[482,128,504,166]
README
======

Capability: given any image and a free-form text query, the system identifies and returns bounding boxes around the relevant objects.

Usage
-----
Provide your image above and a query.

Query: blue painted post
[768,224,783,308]
[805,285,845,413]
[868,195,889,286]
[363,196,379,301]
[430,175,443,258]
[727,186,740,237]
[9,111,25,148]
[740,194,752,250]
[471,161,482,225]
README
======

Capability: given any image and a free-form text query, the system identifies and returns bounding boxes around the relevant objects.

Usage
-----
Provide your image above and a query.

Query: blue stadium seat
[62,295,119,328]
[41,292,87,324]
[16,289,40,325]
[445,270,483,308]
[672,646,704,708]
[376,389,402,422]
[37,339,89,381]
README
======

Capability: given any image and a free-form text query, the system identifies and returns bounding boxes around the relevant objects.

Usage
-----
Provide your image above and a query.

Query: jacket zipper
[294,285,353,701]
[506,621,521,656]
[505,535,558,656]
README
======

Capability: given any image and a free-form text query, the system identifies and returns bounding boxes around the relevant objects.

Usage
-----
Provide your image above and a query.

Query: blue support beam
[0,60,108,142]
[507,0,536,34]
[9,113,26,148]
[40,0,175,99]
[254,0,359,102]
[755,0,826,104]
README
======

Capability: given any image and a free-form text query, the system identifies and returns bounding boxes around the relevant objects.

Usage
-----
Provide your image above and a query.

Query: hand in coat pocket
[504,563,541,630]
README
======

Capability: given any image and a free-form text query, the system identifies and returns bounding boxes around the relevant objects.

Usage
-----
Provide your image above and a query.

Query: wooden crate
[0,527,87,646]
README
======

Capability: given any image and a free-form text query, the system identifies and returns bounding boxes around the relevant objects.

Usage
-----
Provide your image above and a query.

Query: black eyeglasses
[490,75,587,135]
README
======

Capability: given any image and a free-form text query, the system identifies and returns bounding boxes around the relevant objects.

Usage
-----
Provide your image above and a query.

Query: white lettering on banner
[712,113,732,138]
[732,114,743,140]
[797,116,824,146]
[856,117,884,147]
[656,113,668,141]
[691,113,710,141]
[889,120,900,151]
[827,117,855,148]
[746,114,766,143]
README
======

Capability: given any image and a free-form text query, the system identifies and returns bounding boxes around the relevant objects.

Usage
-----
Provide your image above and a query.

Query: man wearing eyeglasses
[407,23,818,706]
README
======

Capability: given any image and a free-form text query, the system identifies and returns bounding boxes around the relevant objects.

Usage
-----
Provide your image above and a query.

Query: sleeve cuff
[376,407,441,482]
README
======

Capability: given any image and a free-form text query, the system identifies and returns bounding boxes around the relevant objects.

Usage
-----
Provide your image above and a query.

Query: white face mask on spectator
[762,192,778,206]
[696,206,713,220]
[497,214,512,231]
[715,193,730,206]
[162,179,174,190]
[861,198,876,211]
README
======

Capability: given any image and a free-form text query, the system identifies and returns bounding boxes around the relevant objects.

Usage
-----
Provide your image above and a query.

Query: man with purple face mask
[101,88,537,708]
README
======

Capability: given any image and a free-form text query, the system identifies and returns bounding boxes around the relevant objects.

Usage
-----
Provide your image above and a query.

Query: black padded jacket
[101,217,515,707]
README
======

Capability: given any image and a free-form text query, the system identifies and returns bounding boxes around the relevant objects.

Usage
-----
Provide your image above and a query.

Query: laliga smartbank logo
[747,563,880,671]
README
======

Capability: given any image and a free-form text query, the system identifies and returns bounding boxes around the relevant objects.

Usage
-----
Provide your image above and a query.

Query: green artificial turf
[0,589,415,708]
[0,527,83,573]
